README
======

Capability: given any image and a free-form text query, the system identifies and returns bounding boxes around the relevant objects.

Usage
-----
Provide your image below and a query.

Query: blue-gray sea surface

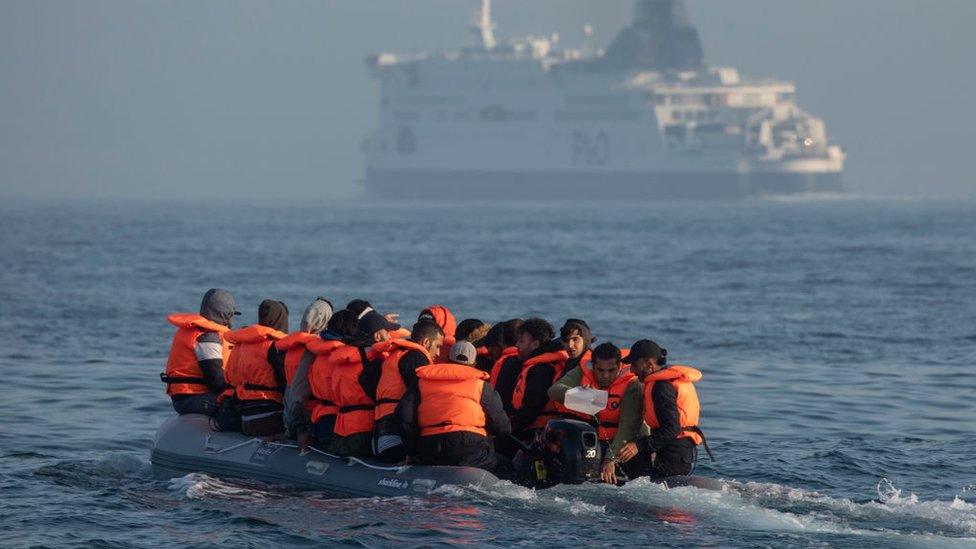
[1,197,975,548]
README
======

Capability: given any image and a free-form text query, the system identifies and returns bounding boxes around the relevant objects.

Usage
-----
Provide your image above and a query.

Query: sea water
[1,196,974,547]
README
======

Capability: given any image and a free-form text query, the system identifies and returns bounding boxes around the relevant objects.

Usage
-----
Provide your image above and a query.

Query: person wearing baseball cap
[616,339,710,479]
[395,340,511,472]
[161,288,241,416]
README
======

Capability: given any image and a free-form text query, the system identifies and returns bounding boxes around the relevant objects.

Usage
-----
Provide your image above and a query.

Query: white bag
[563,386,608,416]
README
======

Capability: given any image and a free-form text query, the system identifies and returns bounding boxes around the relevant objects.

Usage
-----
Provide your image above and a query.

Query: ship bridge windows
[673,109,714,122]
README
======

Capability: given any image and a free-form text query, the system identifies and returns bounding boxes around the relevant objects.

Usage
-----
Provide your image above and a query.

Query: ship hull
[365,168,842,199]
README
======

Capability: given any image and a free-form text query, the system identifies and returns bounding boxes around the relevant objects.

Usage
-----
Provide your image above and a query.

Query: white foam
[167,472,279,502]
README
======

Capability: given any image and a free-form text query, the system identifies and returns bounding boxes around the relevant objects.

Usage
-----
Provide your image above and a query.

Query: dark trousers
[171,393,218,416]
[417,432,497,472]
[213,396,242,432]
[313,415,336,449]
[625,437,696,480]
[237,400,284,437]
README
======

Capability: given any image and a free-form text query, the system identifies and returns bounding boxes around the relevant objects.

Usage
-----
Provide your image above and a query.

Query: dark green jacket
[549,366,647,461]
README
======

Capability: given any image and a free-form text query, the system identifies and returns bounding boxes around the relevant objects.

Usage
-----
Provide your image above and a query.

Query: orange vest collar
[167,313,228,333]
[225,324,287,344]
[418,363,490,382]
[645,365,702,384]
[275,331,319,351]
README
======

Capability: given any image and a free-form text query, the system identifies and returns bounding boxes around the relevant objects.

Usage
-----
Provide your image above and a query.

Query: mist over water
[1,198,975,546]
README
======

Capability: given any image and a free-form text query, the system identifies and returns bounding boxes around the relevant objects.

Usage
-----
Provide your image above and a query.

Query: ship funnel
[471,0,497,50]
[601,0,704,70]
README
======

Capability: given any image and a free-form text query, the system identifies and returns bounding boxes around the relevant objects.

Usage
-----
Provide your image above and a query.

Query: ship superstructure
[363,0,844,198]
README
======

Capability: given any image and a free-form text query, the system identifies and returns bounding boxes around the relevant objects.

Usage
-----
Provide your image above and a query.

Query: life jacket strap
[683,426,714,462]
[243,383,281,393]
[375,398,400,405]
[599,421,619,428]
[159,372,207,385]
[339,404,375,413]
[309,397,335,406]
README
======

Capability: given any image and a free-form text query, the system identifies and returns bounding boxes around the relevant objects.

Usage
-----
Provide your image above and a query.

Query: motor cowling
[517,419,603,488]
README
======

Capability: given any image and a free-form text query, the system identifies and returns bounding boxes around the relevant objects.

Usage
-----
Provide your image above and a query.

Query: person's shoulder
[651,378,677,397]
[624,377,642,394]
[196,331,222,344]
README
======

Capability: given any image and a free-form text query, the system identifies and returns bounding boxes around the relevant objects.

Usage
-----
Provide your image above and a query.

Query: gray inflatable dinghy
[150,415,499,497]
[150,415,723,496]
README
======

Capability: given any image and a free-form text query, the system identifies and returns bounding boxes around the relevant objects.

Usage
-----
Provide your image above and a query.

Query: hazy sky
[1,0,974,201]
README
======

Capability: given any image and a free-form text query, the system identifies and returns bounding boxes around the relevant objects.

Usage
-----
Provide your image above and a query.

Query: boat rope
[205,435,261,454]
[204,435,410,473]
[346,456,409,473]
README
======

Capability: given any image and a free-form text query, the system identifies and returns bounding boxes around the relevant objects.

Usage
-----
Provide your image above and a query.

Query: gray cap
[199,288,240,326]
[449,341,478,366]
[300,297,334,333]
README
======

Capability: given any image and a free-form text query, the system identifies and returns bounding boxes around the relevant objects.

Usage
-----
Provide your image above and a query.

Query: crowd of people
[161,288,709,483]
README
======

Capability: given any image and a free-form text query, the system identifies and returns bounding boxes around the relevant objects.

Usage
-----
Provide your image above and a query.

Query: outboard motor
[516,419,602,489]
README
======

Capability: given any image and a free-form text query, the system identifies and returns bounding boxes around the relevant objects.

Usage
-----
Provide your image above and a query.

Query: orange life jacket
[223,325,287,404]
[489,346,519,388]
[307,338,344,424]
[161,313,230,396]
[372,338,433,421]
[275,331,319,386]
[416,363,489,437]
[389,327,412,339]
[642,365,704,445]
[575,366,637,442]
[511,349,570,431]
[327,345,375,437]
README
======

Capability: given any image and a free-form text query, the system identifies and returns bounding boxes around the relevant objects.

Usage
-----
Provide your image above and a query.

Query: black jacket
[195,330,228,394]
[510,340,564,434]
[493,355,523,414]
[637,380,682,453]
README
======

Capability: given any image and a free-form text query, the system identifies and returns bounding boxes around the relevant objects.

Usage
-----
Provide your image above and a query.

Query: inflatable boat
[150,415,723,497]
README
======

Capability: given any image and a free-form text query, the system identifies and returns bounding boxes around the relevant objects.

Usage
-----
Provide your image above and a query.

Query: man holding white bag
[547,342,645,484]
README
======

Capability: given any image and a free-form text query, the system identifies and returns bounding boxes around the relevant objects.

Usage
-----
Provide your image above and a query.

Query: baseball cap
[621,339,667,364]
[449,341,477,366]
[357,310,400,336]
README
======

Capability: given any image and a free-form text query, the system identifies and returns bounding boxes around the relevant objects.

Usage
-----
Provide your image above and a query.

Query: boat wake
[153,465,976,546]
[435,477,976,546]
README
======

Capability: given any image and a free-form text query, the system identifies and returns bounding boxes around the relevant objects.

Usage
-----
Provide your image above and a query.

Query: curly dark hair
[517,317,554,345]
[326,309,359,337]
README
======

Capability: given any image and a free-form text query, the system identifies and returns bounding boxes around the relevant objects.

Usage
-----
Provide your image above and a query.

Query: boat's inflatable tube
[150,415,722,496]
[150,415,500,497]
